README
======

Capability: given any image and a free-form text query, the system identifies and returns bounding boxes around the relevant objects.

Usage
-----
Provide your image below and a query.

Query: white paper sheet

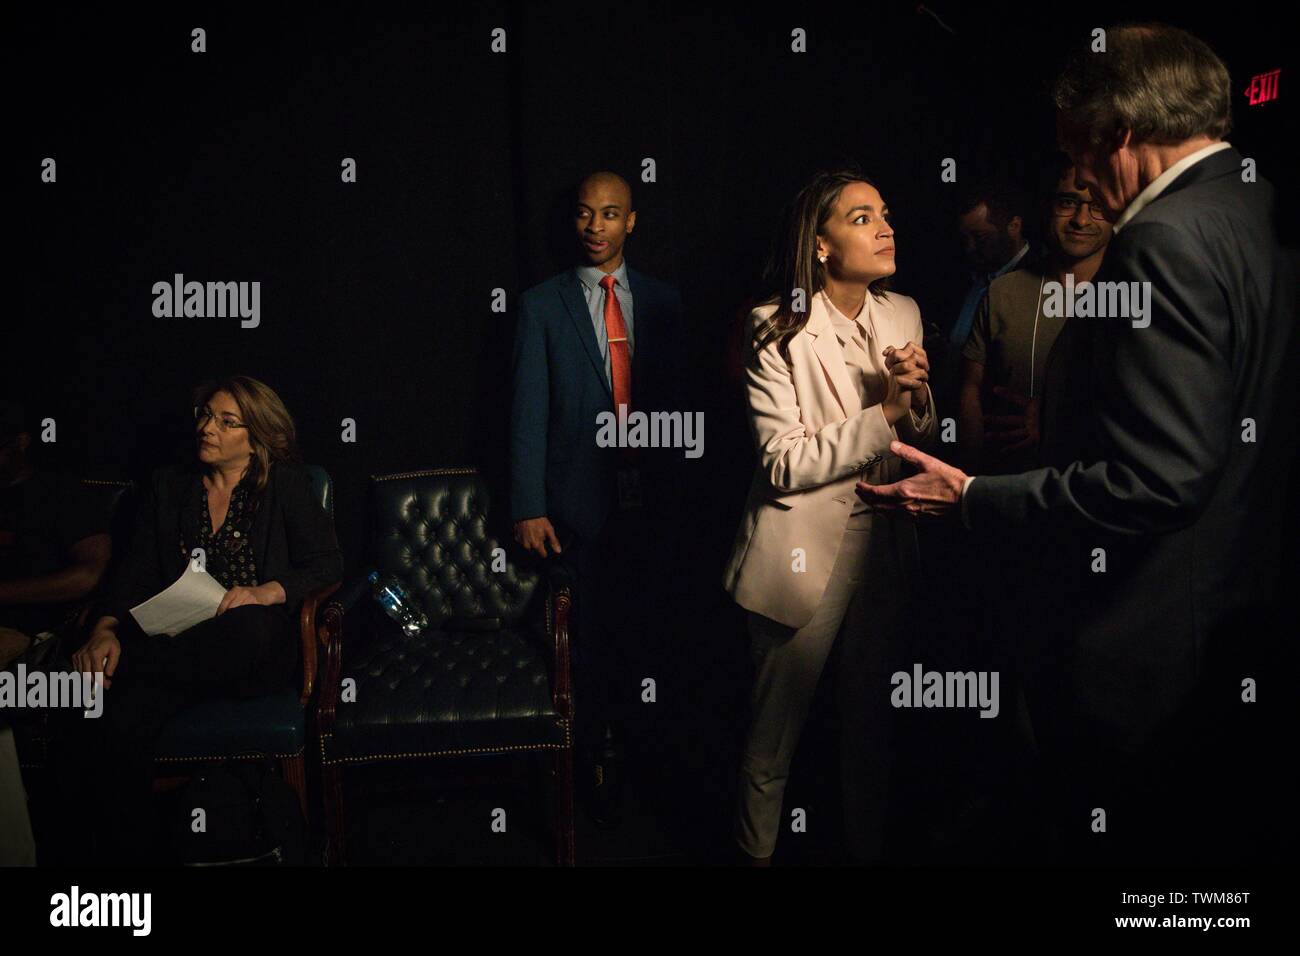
[129,568,229,636]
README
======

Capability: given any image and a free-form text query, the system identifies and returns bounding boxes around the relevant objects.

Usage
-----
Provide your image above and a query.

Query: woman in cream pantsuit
[723,169,936,864]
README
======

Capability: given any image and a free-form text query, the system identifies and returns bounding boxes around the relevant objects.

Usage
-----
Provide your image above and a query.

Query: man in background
[510,172,686,827]
[859,23,1297,863]
[958,154,1113,476]
[945,183,1030,356]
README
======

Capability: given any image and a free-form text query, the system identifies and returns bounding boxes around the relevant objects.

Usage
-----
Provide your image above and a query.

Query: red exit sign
[1245,69,1280,106]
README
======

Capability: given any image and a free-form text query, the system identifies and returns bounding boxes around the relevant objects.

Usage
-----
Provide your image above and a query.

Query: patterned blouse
[180,474,261,590]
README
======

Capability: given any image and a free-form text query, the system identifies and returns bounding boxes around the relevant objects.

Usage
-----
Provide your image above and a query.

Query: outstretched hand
[855,440,969,519]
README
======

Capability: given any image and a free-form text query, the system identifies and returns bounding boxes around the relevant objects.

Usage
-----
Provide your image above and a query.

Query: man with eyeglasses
[859,24,1297,863]
[958,154,1113,476]
[939,158,1113,839]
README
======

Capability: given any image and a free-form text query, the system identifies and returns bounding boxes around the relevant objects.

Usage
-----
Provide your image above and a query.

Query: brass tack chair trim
[372,467,479,482]
[155,746,305,763]
[318,721,571,766]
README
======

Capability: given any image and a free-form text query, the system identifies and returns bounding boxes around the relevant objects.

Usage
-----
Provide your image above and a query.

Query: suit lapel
[559,269,613,401]
[807,292,862,418]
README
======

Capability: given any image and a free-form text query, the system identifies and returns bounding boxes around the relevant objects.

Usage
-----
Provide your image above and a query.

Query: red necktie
[600,274,632,414]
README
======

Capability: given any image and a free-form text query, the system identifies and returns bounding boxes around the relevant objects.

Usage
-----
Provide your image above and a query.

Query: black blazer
[98,461,344,626]
[965,146,1298,751]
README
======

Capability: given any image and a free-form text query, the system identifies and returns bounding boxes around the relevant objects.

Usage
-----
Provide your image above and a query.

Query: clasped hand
[880,341,929,423]
[883,341,929,392]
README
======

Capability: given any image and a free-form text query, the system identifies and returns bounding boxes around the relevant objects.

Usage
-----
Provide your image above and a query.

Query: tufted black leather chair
[315,467,575,865]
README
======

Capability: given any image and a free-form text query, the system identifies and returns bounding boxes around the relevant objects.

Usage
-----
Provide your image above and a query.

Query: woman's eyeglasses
[194,406,248,432]
[1052,194,1107,221]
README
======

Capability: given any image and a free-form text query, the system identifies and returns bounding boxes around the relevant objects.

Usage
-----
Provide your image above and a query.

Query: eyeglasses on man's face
[1052,194,1107,221]
[194,406,247,432]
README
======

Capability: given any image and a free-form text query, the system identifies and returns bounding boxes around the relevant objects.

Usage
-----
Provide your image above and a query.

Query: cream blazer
[722,290,937,629]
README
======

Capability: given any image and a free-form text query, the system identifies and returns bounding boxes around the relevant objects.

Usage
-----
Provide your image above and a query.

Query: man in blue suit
[510,170,685,826]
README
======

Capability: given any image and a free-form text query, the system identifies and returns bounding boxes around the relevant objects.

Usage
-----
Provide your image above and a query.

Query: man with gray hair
[858,23,1297,863]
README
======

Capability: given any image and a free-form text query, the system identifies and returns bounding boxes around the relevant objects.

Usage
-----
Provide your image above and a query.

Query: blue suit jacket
[510,265,685,542]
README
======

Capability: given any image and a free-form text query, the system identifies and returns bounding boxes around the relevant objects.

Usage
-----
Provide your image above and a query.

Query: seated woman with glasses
[53,374,343,864]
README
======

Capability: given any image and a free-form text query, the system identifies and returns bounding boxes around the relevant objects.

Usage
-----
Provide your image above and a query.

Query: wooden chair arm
[549,583,574,724]
[314,600,347,737]
[298,581,342,707]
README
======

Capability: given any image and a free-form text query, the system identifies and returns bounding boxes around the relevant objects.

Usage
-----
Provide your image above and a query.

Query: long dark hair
[754,167,891,361]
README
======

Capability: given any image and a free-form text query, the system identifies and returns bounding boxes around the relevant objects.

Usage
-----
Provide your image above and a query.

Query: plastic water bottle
[368,571,428,636]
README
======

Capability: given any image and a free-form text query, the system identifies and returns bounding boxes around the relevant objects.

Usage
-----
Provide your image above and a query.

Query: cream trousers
[734,511,906,860]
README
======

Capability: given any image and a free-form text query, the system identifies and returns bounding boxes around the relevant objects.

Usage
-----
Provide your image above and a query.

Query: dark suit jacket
[966,146,1298,752]
[509,265,686,543]
[98,461,344,626]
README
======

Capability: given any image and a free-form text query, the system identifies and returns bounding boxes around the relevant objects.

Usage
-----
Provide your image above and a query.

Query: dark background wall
[13,3,1295,701]
[12,2,1295,859]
